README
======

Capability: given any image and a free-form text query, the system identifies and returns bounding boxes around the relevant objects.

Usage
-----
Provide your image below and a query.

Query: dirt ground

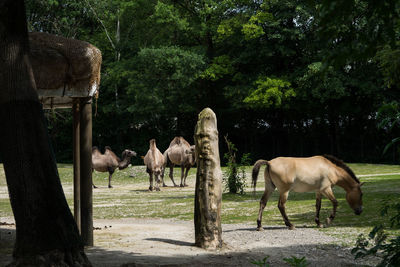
[0,217,379,267]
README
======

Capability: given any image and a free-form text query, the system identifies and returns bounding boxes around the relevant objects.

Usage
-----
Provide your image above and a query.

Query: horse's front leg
[322,187,338,225]
[278,191,295,230]
[315,193,323,228]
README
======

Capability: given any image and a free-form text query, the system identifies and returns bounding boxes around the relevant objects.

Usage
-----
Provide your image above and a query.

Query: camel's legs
[92,169,98,188]
[315,192,323,228]
[321,187,338,225]
[169,165,178,187]
[278,191,295,230]
[108,169,114,188]
[149,172,154,191]
[180,166,185,187]
[155,174,161,191]
[183,167,190,186]
[256,186,274,231]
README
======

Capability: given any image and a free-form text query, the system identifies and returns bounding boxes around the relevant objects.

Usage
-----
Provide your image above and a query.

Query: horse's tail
[252,160,269,193]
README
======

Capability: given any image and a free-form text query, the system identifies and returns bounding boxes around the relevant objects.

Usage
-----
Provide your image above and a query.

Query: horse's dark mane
[323,155,360,184]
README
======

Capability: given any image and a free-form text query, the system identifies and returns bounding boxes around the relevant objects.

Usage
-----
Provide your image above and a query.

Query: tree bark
[194,108,223,250]
[0,0,90,266]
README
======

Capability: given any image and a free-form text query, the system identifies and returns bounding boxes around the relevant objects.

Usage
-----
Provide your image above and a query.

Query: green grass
[0,163,399,245]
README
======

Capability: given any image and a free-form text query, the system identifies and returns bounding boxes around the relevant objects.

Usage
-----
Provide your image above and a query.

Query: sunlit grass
[0,163,399,245]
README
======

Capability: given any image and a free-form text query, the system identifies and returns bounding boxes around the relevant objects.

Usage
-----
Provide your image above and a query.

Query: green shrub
[352,200,400,266]
[250,256,270,267]
[223,136,250,194]
[283,256,310,267]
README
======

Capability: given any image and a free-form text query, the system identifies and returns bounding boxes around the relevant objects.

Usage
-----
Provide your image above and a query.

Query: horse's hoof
[108,185,113,188]
[163,184,168,187]
[149,187,153,191]
[180,184,184,187]
[93,186,98,189]
[317,224,324,228]
[184,184,189,187]
[156,187,160,191]
[288,225,296,230]
[256,227,264,231]
[174,184,179,187]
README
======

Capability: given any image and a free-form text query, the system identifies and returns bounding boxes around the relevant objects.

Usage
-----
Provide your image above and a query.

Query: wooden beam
[80,98,93,246]
[72,99,81,233]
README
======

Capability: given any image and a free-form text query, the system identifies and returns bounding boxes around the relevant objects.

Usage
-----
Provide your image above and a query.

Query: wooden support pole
[80,98,93,246]
[72,99,81,233]
[194,108,223,250]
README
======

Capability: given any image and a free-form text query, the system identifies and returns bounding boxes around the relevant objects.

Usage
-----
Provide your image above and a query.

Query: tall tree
[0,0,90,265]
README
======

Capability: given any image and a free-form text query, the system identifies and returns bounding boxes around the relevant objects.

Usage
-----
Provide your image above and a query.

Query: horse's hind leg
[315,193,323,228]
[278,191,295,230]
[257,186,275,231]
[321,187,338,225]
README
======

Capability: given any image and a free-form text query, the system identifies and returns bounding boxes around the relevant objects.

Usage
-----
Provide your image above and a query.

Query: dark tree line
[25,0,400,164]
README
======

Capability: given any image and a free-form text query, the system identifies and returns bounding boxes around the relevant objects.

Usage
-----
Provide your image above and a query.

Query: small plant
[223,136,251,194]
[283,256,310,267]
[352,200,400,266]
[251,256,270,267]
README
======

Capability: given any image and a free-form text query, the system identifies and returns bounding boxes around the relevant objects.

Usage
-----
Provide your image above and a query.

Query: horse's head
[346,182,364,215]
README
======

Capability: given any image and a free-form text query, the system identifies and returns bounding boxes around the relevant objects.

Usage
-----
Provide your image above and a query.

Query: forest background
[25,0,400,165]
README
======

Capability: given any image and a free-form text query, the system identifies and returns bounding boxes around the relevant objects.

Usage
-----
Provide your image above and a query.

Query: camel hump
[105,146,112,151]
[169,136,190,148]
[92,146,100,152]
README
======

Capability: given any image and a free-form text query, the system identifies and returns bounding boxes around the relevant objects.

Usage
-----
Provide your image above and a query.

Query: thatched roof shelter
[28,32,102,246]
[29,32,102,108]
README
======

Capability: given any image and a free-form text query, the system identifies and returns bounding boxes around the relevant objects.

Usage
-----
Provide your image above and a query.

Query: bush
[352,200,400,266]
[223,136,251,194]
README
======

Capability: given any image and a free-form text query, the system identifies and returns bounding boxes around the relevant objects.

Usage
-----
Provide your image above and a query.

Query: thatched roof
[29,32,102,109]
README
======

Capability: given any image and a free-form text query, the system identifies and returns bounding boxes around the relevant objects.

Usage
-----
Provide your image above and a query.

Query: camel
[144,139,165,191]
[162,137,196,187]
[92,146,137,188]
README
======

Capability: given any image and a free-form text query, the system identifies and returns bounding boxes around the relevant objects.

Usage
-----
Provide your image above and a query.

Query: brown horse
[92,146,137,188]
[252,155,364,231]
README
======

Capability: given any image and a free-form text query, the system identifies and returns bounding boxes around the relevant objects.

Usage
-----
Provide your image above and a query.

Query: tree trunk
[194,108,223,250]
[0,1,90,266]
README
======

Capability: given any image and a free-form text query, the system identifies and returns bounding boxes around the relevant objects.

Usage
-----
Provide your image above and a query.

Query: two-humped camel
[162,137,196,187]
[144,139,165,191]
[92,146,137,188]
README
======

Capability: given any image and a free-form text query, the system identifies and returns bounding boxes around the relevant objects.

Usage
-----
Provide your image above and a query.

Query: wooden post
[72,99,81,233]
[194,108,223,250]
[80,98,93,246]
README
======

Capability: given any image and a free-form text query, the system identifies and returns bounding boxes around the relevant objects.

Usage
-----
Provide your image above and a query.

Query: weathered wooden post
[194,108,223,250]
[80,97,93,246]
[73,99,81,233]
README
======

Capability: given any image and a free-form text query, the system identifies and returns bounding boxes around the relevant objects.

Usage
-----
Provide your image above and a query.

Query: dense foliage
[25,0,400,164]
[352,200,400,266]
[223,136,250,194]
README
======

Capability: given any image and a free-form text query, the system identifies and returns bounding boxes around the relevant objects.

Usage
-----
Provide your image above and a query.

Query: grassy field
[0,163,399,246]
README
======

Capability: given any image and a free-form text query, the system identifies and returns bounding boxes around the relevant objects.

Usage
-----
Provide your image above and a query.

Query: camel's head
[122,149,137,159]
[185,145,196,165]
